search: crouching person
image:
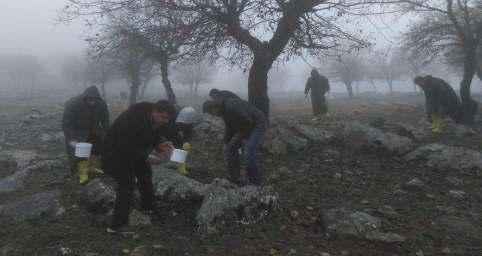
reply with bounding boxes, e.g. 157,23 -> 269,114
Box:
203,98 -> 267,186
101,100 -> 175,233
414,75 -> 461,133
62,85 -> 109,184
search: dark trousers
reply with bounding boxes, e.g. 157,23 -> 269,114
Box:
225,124 -> 267,186
106,158 -> 156,228
311,93 -> 327,116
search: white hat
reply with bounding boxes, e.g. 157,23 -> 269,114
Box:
176,107 -> 200,124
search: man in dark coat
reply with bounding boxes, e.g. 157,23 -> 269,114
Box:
414,75 -> 461,133
102,100 -> 176,233
305,69 -> 330,119
62,85 -> 109,184
203,98 -> 267,186
209,88 -> 241,102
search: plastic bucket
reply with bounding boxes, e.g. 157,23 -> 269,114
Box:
75,143 -> 92,158
170,149 -> 188,163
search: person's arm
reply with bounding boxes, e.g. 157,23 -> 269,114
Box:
101,101 -> 110,132
304,78 -> 311,96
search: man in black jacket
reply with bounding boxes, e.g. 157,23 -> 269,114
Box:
203,98 -> 267,186
414,75 -> 461,133
305,69 -> 330,119
102,100 -> 175,233
209,88 -> 241,102
62,86 -> 109,184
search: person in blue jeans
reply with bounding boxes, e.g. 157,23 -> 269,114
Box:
203,98 -> 267,186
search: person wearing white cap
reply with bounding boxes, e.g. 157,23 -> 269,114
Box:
165,106 -> 201,175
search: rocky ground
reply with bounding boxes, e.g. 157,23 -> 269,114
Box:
1,95 -> 482,256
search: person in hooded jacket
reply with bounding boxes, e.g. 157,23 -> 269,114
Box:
305,69 -> 330,119
102,100 -> 176,233
163,106 -> 200,175
203,98 -> 267,186
62,85 -> 109,184
209,88 -> 241,102
414,75 -> 462,133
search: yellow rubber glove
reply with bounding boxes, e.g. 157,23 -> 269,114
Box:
431,114 -> 444,133
88,156 -> 104,174
78,160 -> 90,184
182,142 -> 191,151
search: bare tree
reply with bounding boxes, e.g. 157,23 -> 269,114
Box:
0,54 -> 45,96
173,60 -> 217,96
84,56 -> 119,99
370,48 -> 408,97
62,0 -> 376,115
399,0 -> 482,124
326,53 -> 365,98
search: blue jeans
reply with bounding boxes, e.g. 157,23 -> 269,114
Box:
225,123 -> 267,186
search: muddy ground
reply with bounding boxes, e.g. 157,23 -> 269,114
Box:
1,94 -> 481,256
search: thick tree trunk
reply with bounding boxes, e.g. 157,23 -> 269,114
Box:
128,65 -> 141,106
345,82 -> 354,98
459,45 -> 479,125
159,58 -> 176,104
100,81 -> 107,100
248,55 -> 273,115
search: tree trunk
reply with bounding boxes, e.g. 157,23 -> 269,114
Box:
355,81 -> 360,95
100,81 -> 107,100
369,79 -> 378,92
140,75 -> 152,100
345,82 -> 354,98
248,55 -> 273,115
159,58 -> 176,104
128,65 -> 141,106
194,82 -> 200,97
459,44 -> 479,125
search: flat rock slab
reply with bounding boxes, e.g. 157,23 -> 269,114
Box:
323,208 -> 405,243
405,143 -> 482,171
153,164 -> 207,201
0,190 -> 65,222
196,179 -> 279,235
340,122 -> 414,155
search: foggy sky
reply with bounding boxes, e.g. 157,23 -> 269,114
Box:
0,0 -> 85,58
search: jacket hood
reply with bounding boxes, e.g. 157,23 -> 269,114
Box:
83,86 -> 102,99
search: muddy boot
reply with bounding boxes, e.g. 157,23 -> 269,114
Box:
77,160 -> 90,184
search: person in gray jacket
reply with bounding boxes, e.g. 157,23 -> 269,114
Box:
305,69 -> 330,118
62,86 -> 109,183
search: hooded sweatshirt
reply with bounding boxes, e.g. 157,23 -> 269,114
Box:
62,86 -> 109,142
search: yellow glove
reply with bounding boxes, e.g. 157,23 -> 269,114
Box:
182,142 -> 191,151
88,156 -> 104,174
78,160 -> 90,184
177,163 -> 188,175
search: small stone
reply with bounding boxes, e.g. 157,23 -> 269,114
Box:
130,246 -> 148,256
280,225 -> 287,231
449,190 -> 466,199
415,250 -> 424,256
361,200 -> 369,204
425,194 -> 435,199
377,205 -> 398,217
288,249 -> 297,255
341,251 -> 349,256
269,173 -> 280,180
59,247 -> 72,255
306,206 -> 314,211
132,234 -> 141,240
290,210 -> 300,219
122,249 -> 130,254
442,247 -> 451,254
320,252 -> 330,256
152,245 -> 164,250
393,189 -> 406,195
270,248 -> 279,256
405,178 -> 425,188
446,177 -> 463,186
279,167 -> 290,174
333,173 -> 342,179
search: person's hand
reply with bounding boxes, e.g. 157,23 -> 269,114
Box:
148,154 -> 163,165
182,142 -> 191,151
159,141 -> 174,153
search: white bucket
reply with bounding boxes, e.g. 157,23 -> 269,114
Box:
170,149 -> 188,163
75,142 -> 92,158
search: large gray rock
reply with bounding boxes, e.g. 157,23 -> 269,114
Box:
0,190 -> 65,221
290,124 -> 334,143
405,143 -> 482,171
78,178 -> 116,214
196,179 -> 279,235
0,160 -> 60,194
323,208 -> 405,243
340,122 -> 414,155
195,116 -> 224,141
153,164 -> 207,201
